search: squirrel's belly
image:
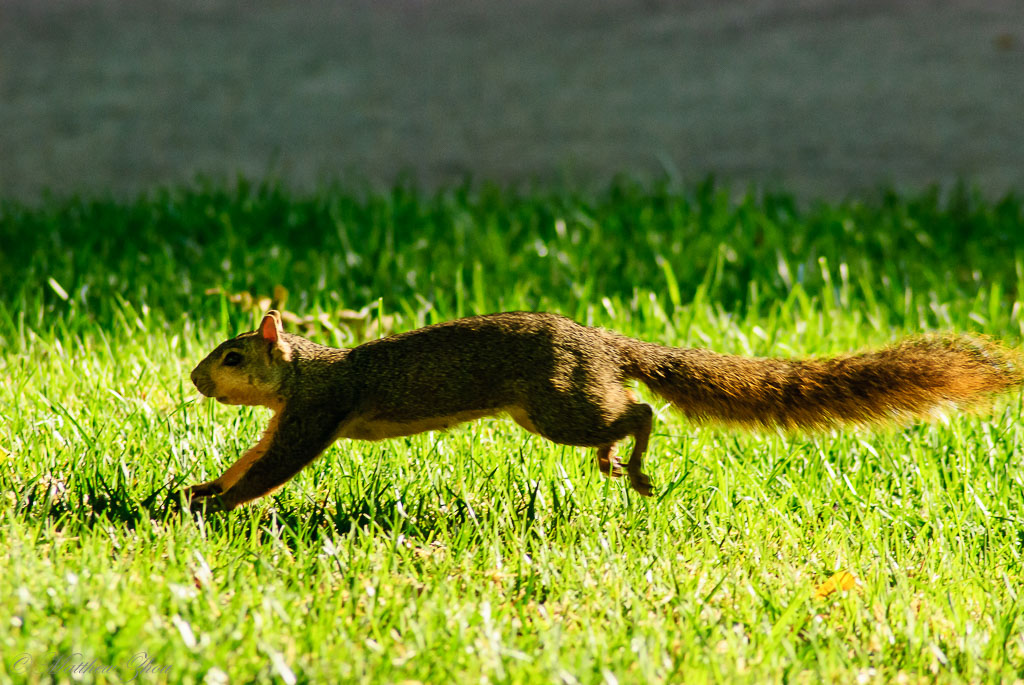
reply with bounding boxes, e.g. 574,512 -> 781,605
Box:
335,408 -> 500,441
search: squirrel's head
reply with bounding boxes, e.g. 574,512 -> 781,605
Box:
190,310 -> 293,410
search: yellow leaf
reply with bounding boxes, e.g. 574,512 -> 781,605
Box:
814,570 -> 858,600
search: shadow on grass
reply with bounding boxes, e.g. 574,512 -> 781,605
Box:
9,466 -> 587,555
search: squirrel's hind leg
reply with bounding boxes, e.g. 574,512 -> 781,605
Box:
621,403 -> 654,496
525,394 -> 655,496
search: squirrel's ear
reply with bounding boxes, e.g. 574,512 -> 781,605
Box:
260,310 -> 284,342
259,310 -> 292,362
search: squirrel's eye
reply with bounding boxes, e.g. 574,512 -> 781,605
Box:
222,351 -> 243,367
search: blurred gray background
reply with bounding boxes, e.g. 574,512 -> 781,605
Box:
2,0 -> 1022,201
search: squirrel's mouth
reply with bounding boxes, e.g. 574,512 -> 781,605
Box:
192,377 -> 217,398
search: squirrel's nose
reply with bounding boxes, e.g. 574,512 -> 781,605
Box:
191,369 -> 215,397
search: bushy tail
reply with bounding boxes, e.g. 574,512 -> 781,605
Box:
618,335 -> 1023,431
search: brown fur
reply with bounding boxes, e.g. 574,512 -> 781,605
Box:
185,310 -> 1022,511
619,335 -> 1022,430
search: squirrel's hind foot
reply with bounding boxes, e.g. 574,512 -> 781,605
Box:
628,471 -> 655,497
596,445 -> 625,478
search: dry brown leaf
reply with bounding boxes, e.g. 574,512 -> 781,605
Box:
204,288 -> 395,341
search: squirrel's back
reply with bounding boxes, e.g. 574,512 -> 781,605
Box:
342,312 -> 624,416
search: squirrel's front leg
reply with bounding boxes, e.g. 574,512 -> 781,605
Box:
187,406 -> 340,512
186,413 -> 282,508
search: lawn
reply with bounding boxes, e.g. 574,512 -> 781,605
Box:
2,180 -> 1024,683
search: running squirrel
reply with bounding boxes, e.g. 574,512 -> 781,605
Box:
184,310 -> 1022,511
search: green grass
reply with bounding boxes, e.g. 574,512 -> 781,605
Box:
2,180 -> 1024,683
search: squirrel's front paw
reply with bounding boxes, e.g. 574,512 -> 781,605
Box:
186,481 -> 223,499
183,482 -> 226,513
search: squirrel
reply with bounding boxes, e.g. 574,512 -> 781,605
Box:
184,309 -> 1022,511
